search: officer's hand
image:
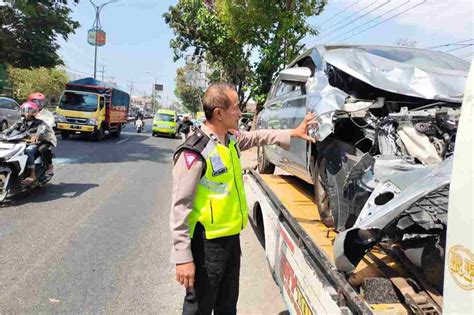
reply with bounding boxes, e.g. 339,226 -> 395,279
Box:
290,112 -> 318,143
176,261 -> 195,291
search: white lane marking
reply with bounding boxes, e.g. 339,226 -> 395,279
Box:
116,138 -> 129,145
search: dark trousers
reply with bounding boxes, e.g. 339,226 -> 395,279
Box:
182,223 -> 241,315
38,143 -> 53,166
25,145 -> 39,169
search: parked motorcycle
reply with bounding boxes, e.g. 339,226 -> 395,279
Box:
0,130 -> 53,202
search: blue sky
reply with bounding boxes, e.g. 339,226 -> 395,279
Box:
59,0 -> 473,105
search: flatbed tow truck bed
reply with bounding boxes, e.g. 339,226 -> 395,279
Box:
243,169 -> 443,314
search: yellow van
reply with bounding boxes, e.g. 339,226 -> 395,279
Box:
152,109 -> 177,137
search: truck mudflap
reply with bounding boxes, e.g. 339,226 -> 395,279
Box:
244,169 -> 372,314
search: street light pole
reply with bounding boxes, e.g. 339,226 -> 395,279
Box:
90,0 -> 118,80
145,72 -> 159,112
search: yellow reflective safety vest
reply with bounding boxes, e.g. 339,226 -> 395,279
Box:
174,131 -> 248,239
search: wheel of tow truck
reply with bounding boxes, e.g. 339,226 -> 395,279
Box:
60,131 -> 70,140
257,146 -> 275,174
0,120 -> 8,132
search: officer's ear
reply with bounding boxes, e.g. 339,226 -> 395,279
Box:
213,107 -> 224,121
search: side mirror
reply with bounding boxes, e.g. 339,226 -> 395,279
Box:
99,97 -> 105,109
279,67 -> 312,85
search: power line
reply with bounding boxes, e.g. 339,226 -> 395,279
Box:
327,0 -> 411,43
334,0 -> 427,44
62,66 -> 93,77
318,0 -> 391,42
424,39 -> 474,49
444,44 -> 474,53
315,0 -> 379,39
458,51 -> 474,58
313,0 -> 360,29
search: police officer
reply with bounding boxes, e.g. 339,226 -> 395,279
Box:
170,83 -> 317,314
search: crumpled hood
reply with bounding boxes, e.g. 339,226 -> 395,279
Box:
323,48 -> 468,103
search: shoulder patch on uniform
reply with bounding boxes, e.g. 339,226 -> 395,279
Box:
184,151 -> 199,170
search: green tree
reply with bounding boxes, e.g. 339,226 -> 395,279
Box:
0,0 -> 80,68
164,1 -> 251,107
174,64 -> 204,114
164,0 -> 326,111
8,66 -> 69,106
219,0 -> 325,107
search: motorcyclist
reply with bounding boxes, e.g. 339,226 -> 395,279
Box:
26,92 -> 56,176
180,115 -> 194,140
27,92 -> 47,110
2,102 -> 55,185
135,113 -> 145,130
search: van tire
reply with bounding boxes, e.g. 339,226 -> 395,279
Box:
257,146 -> 275,174
313,139 -> 364,231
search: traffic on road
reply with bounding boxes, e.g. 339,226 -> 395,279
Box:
1,1 -> 473,314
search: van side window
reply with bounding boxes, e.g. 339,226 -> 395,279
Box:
274,79 -> 292,97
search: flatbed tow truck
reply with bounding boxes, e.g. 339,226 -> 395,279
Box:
243,64 -> 474,314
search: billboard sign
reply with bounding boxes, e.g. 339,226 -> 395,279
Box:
87,29 -> 106,46
154,84 -> 164,91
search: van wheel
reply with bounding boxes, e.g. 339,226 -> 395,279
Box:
312,139 -> 365,231
0,120 -> 7,132
257,146 -> 275,174
61,131 -> 70,140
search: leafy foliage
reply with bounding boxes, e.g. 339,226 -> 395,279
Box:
174,63 -> 204,114
0,0 -> 80,68
8,66 -> 69,106
164,0 -> 251,107
164,0 -> 326,111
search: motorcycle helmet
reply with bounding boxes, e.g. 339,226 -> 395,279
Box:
20,101 -> 40,117
27,92 -> 47,110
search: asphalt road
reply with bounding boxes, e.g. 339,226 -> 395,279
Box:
0,122 -> 287,314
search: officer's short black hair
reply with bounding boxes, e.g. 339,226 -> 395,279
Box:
202,83 -> 236,121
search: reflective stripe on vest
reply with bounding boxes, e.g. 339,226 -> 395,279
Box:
189,137 -> 248,239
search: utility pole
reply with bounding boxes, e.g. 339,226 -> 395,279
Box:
127,80 -> 134,96
145,72 -> 159,112
89,0 -> 118,79
98,64 -> 106,81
